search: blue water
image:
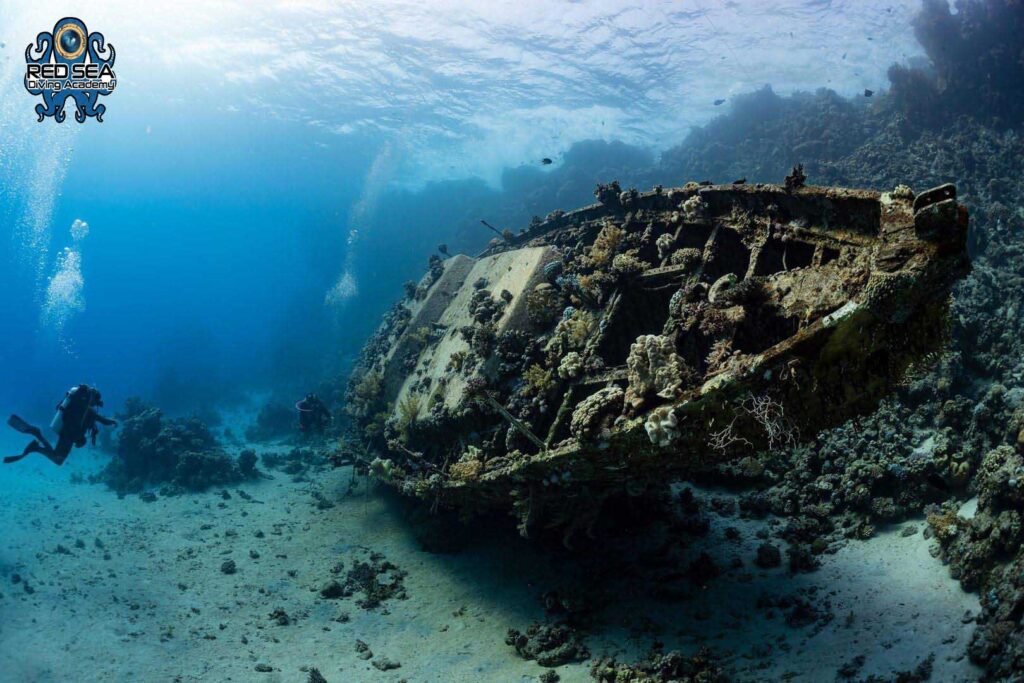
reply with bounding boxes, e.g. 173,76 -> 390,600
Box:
0,0 -> 924,419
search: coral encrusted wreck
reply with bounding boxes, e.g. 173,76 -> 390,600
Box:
347,178 -> 969,533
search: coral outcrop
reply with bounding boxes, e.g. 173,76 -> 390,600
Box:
570,387 -> 624,443
94,399 -> 257,495
624,335 -> 687,410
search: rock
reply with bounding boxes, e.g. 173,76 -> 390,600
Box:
220,559 -> 237,575
506,622 -> 589,667
371,658 -> 401,671
254,664 -> 273,672
755,543 -> 782,568
268,608 -> 290,626
319,581 -> 345,599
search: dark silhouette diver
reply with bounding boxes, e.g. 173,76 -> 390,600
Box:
5,384 -> 117,466
296,393 -> 331,434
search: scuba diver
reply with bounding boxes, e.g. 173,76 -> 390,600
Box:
5,384 -> 117,466
295,393 -> 331,434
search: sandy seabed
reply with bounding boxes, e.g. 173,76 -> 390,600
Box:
0,431 -> 981,683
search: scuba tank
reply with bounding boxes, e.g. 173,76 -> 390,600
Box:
50,385 -> 91,435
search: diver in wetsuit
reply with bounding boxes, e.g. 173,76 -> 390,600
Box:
296,393 -> 331,434
5,385 -> 117,466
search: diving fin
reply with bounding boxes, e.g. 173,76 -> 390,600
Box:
7,414 -> 36,435
7,414 -> 48,443
3,440 -> 41,464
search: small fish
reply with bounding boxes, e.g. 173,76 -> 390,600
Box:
842,53 -> 847,60
714,99 -> 725,106
733,178 -> 747,185
541,158 -> 552,165
864,89 -> 874,97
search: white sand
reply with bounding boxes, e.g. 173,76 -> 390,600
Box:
0,431 -> 981,683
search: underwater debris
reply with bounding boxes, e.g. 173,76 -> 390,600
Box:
349,178 -> 969,535
330,550 -> 408,610
261,447 -> 327,480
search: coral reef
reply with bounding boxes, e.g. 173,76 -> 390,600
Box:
244,399 -> 295,442
94,400 -> 256,495
925,444 -> 1024,679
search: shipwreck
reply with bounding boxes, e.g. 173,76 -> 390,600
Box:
346,173 -> 970,536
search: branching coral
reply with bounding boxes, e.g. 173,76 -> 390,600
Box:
522,364 -> 556,397
395,393 -> 423,442
708,414 -> 751,453
546,309 -> 595,359
577,272 -> 615,303
705,339 -> 734,375
347,369 -> 383,418
584,222 -> 624,269
741,392 -> 796,450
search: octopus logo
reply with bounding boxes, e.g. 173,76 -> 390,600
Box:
24,17 -> 116,123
